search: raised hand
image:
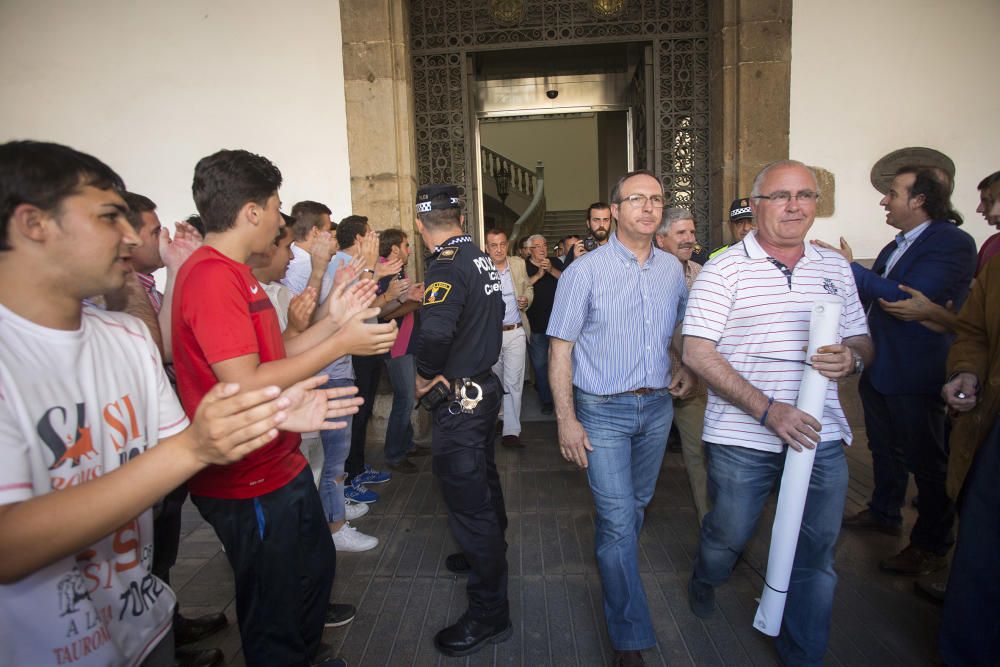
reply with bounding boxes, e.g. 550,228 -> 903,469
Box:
287,287 -> 317,334
325,279 -> 378,330
332,257 -> 365,291
189,383 -> 291,465
385,277 -> 409,301
309,230 -> 335,275
160,221 -> 203,272
278,375 -> 364,432
406,282 -> 425,302
375,256 -> 404,280
335,309 -> 398,356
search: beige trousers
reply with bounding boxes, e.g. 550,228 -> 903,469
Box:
673,392 -> 710,522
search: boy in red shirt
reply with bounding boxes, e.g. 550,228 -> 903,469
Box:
172,149 -> 396,666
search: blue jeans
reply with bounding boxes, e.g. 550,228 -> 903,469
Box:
319,377 -> 354,523
574,388 -> 673,651
941,417 -> 1000,666
694,440 -> 847,666
383,354 -> 416,464
528,333 -> 552,406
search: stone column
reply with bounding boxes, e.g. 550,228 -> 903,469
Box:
340,0 -> 429,449
708,0 -> 792,248
340,0 -> 418,240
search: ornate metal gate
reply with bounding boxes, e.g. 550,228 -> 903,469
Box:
410,0 -> 710,237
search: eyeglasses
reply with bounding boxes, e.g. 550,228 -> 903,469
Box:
620,193 -> 667,208
752,191 -> 820,205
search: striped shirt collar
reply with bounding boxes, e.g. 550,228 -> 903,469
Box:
741,229 -> 821,262
607,231 -> 660,267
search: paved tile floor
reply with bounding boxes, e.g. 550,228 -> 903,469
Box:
173,380 -> 943,666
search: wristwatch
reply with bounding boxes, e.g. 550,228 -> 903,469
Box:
851,349 -> 864,376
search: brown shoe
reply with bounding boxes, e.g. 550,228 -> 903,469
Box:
501,435 -> 524,449
879,544 -> 948,576
842,509 -> 903,536
612,650 -> 646,667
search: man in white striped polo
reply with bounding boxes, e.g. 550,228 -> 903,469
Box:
548,169 -> 693,667
682,160 -> 873,665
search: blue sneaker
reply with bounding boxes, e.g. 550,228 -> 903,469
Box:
344,480 -> 378,504
354,464 -> 391,485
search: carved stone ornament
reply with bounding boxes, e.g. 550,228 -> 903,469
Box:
592,0 -> 627,19
488,0 -> 525,26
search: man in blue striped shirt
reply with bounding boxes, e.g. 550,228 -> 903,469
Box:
548,169 -> 692,667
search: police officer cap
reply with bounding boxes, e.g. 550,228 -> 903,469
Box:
416,184 -> 462,213
729,197 -> 753,222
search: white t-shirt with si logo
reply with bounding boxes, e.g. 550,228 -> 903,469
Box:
0,304 -> 189,666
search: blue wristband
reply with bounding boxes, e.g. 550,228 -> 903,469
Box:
759,396 -> 774,426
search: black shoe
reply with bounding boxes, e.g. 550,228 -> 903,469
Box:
501,435 -> 524,449
842,509 -> 904,537
174,612 -> 228,646
385,458 -> 419,474
433,613 -> 512,657
324,602 -> 357,627
913,578 -> 947,605
445,552 -> 471,574
175,647 -> 224,667
688,577 -> 715,618
612,650 -> 646,667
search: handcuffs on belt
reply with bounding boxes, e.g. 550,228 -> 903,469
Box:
449,378 -> 484,415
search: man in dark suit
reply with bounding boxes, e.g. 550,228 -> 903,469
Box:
815,167 -> 976,575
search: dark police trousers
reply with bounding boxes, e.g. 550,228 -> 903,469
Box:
432,374 -> 509,622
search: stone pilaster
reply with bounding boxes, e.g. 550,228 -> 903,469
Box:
708,0 -> 792,247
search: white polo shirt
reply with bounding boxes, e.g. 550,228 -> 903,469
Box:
683,231 -> 868,453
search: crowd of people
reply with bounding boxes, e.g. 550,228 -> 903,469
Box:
0,137 -> 998,667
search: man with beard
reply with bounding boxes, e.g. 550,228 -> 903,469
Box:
654,207 -> 710,522
563,202 -> 612,266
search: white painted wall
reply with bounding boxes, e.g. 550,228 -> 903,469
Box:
0,0 -> 352,229
790,0 -> 1000,259
480,115 -> 600,211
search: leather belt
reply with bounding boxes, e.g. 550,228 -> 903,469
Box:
502,322 -> 523,331
624,387 -> 658,396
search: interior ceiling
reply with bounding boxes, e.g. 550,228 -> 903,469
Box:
474,42 -> 642,80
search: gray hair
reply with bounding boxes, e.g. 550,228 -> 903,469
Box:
656,206 -> 694,237
750,160 -> 818,198
526,233 -> 546,246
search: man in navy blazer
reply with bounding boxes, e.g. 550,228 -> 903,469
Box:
815,167 -> 976,576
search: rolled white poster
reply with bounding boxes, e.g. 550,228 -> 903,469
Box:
753,297 -> 843,636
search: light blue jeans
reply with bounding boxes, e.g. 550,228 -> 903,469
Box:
319,377 -> 354,524
693,439 -> 847,666
574,388 -> 673,651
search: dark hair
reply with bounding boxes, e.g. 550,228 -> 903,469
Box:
609,169 -> 659,204
898,166 -> 963,225
586,201 -> 612,219
0,140 -> 125,251
289,200 -> 332,241
978,171 -> 1000,191
378,228 -> 407,257
336,215 -> 369,249
191,149 -> 282,234
485,228 -> 508,241
184,213 -> 205,236
121,191 -> 157,232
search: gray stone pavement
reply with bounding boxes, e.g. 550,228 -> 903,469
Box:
172,379 -> 942,666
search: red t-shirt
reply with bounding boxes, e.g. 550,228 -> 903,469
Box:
172,246 -> 305,499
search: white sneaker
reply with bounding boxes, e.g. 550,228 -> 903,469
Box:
344,500 -> 370,521
332,523 -> 378,552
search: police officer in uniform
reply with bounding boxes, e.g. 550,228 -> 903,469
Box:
413,184 -> 511,656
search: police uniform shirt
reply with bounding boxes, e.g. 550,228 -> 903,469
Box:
416,234 -> 503,380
